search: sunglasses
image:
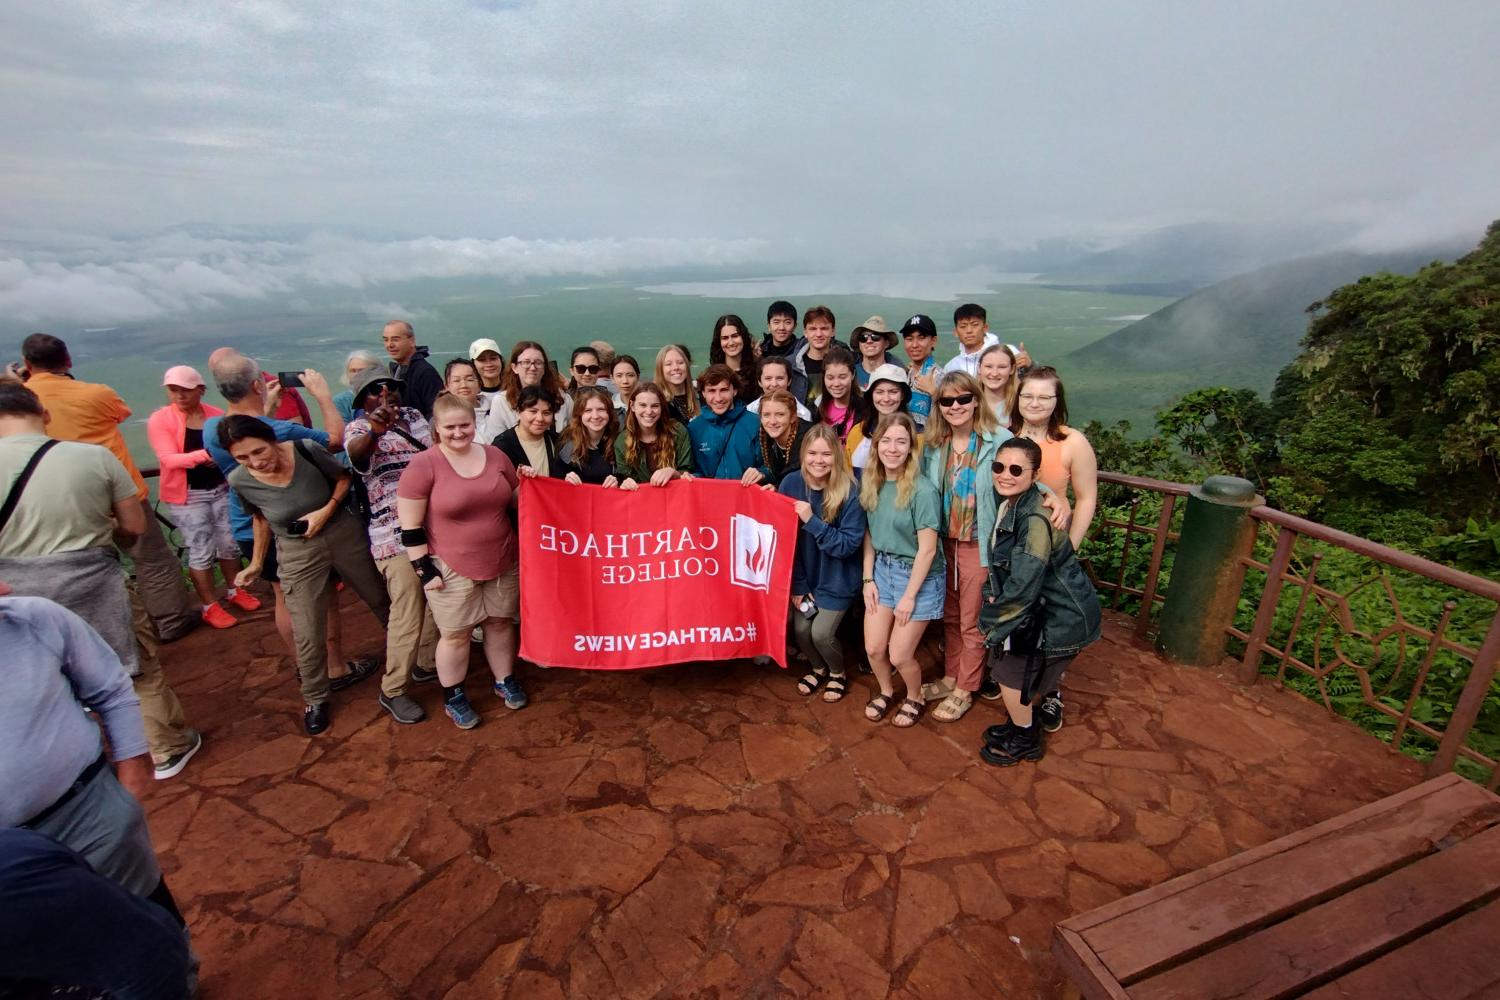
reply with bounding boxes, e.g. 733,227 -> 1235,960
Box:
936,393 -> 976,408
572,364 -> 601,375
856,332 -> 887,344
992,461 -> 1031,476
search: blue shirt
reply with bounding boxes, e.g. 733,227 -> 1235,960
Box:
907,357 -> 940,429
778,471 -> 868,611
204,414 -> 329,541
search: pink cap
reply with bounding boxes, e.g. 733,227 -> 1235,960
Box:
162,365 -> 205,389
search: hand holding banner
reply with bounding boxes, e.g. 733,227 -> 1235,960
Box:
517,477 -> 797,669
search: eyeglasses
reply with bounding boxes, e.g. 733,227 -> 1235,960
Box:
1019,393 -> 1056,403
856,332 -> 887,344
515,359 -> 545,368
936,393 -> 976,408
991,461 -> 1030,476
572,364 -> 601,375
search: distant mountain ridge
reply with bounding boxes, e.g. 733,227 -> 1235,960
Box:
1066,243 -> 1464,384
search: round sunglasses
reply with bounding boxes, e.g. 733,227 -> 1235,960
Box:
991,461 -> 1032,476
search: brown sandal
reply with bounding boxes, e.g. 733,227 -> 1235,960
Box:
865,693 -> 894,722
891,698 -> 925,728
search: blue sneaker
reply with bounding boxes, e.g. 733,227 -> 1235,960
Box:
494,676 -> 528,710
444,691 -> 480,730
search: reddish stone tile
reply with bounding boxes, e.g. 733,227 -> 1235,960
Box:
566,746 -> 648,800
851,812 -> 911,854
891,868 -> 959,966
568,852 -> 721,1000
1066,870 -> 1124,914
950,922 -> 1054,999
1032,778 -> 1119,839
648,763 -> 734,811
326,790 -> 430,862
948,861 -> 1014,922
355,855 -> 508,988
682,951 -> 758,998
486,804 -> 673,894
448,747 -> 593,827
845,726 -> 971,805
829,903 -> 889,967
679,812 -> 793,874
403,804 -> 473,870
790,756 -> 864,814
197,920 -> 340,998
171,797 -> 298,896
296,856 -> 422,938
248,782 -> 347,836
1069,841 -> 1173,889
905,780 -> 1035,863
146,789 -> 202,847
526,895 -> 597,969
1169,818 -> 1229,871
695,738 -> 751,787
197,732 -> 315,788
302,747 -> 392,800
440,940 -> 527,999
902,933 -> 1006,998
741,722 -> 831,783
645,717 -> 709,763
728,904 -> 802,975
787,916 -> 891,998
751,855 -> 862,909
1080,748 -> 1183,772
1134,807 -> 1187,847
991,840 -> 1070,900
1160,699 -> 1308,764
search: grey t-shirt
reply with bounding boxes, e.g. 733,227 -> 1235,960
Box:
228,441 -> 346,538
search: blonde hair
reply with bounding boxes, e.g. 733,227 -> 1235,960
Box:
431,391 -> 476,424
653,344 -> 699,420
622,382 -> 681,473
798,423 -> 853,523
925,370 -> 998,447
978,343 -> 1019,420
860,413 -> 922,512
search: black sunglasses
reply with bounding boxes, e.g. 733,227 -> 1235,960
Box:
936,393 -> 976,408
572,364 -> 601,375
992,461 -> 1031,476
856,332 -> 887,344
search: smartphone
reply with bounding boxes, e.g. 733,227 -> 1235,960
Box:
276,371 -> 306,389
286,518 -> 310,536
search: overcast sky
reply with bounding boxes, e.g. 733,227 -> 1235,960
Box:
2,0 -> 1498,322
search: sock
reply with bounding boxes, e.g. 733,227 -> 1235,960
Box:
443,683 -> 464,701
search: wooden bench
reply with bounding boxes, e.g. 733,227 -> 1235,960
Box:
1053,773 -> 1500,999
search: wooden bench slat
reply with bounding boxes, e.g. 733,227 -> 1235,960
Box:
1079,777 -> 1500,983
1128,823 -> 1500,1000
1299,899 -> 1500,1000
1051,927 -> 1132,1000
1060,775 -> 1472,935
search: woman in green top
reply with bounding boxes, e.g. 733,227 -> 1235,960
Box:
614,382 -> 694,490
858,413 -> 944,728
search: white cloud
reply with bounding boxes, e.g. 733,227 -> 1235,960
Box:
0,229 -> 770,324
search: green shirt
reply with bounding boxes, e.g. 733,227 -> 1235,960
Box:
867,478 -> 945,571
228,441 -> 347,538
613,424 -> 693,482
0,434 -> 138,557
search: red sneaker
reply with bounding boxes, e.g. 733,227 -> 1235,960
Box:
202,603 -> 238,630
226,589 -> 262,612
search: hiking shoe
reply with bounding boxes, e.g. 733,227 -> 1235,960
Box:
379,694 -> 426,725
978,676 -> 1003,701
226,589 -> 262,612
410,665 -> 438,684
444,692 -> 480,730
494,676 -> 528,710
983,720 -> 1019,745
980,724 -> 1045,767
1038,694 -> 1064,734
304,702 -> 331,736
154,729 -> 203,780
201,603 -> 237,630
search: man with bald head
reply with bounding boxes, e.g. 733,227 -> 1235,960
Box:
382,321 -> 443,419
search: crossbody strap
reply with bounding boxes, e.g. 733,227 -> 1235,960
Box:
0,439 -> 61,536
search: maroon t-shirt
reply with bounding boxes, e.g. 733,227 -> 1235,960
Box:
397,445 -> 518,581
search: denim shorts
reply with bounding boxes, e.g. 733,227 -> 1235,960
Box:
873,552 -> 945,621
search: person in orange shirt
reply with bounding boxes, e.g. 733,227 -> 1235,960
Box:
20,334 -> 198,642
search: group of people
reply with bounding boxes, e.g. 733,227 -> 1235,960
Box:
0,303 -> 1106,995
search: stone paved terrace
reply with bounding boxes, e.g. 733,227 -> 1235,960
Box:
146,595 -> 1424,999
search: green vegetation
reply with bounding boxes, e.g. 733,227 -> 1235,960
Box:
1080,222 -> 1500,783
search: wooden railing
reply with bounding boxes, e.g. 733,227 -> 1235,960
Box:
1086,472 -> 1500,789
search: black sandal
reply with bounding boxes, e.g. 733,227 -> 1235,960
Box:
822,674 -> 848,703
797,669 -> 827,696
330,657 -> 378,692
865,693 -> 894,722
892,698 -> 925,728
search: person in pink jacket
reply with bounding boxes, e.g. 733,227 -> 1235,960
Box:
147,365 -> 260,629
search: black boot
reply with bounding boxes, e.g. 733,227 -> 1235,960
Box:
980,722 -> 1044,767
983,720 -> 1019,745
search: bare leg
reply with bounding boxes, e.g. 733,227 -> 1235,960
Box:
434,633 -> 471,687
863,606 -> 897,698
1001,685 -> 1033,727
187,567 -> 218,605
888,619 -> 930,702
217,557 -> 244,594
480,618 -> 517,682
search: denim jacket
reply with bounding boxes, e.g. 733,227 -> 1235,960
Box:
978,484 -> 1102,657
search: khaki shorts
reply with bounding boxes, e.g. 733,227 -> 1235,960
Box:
424,556 -> 519,634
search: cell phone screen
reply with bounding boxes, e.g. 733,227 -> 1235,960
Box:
276,371 -> 305,389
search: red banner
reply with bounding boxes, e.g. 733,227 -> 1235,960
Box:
517,477 -> 796,669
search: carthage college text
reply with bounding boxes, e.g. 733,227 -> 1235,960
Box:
533,524 -> 722,584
